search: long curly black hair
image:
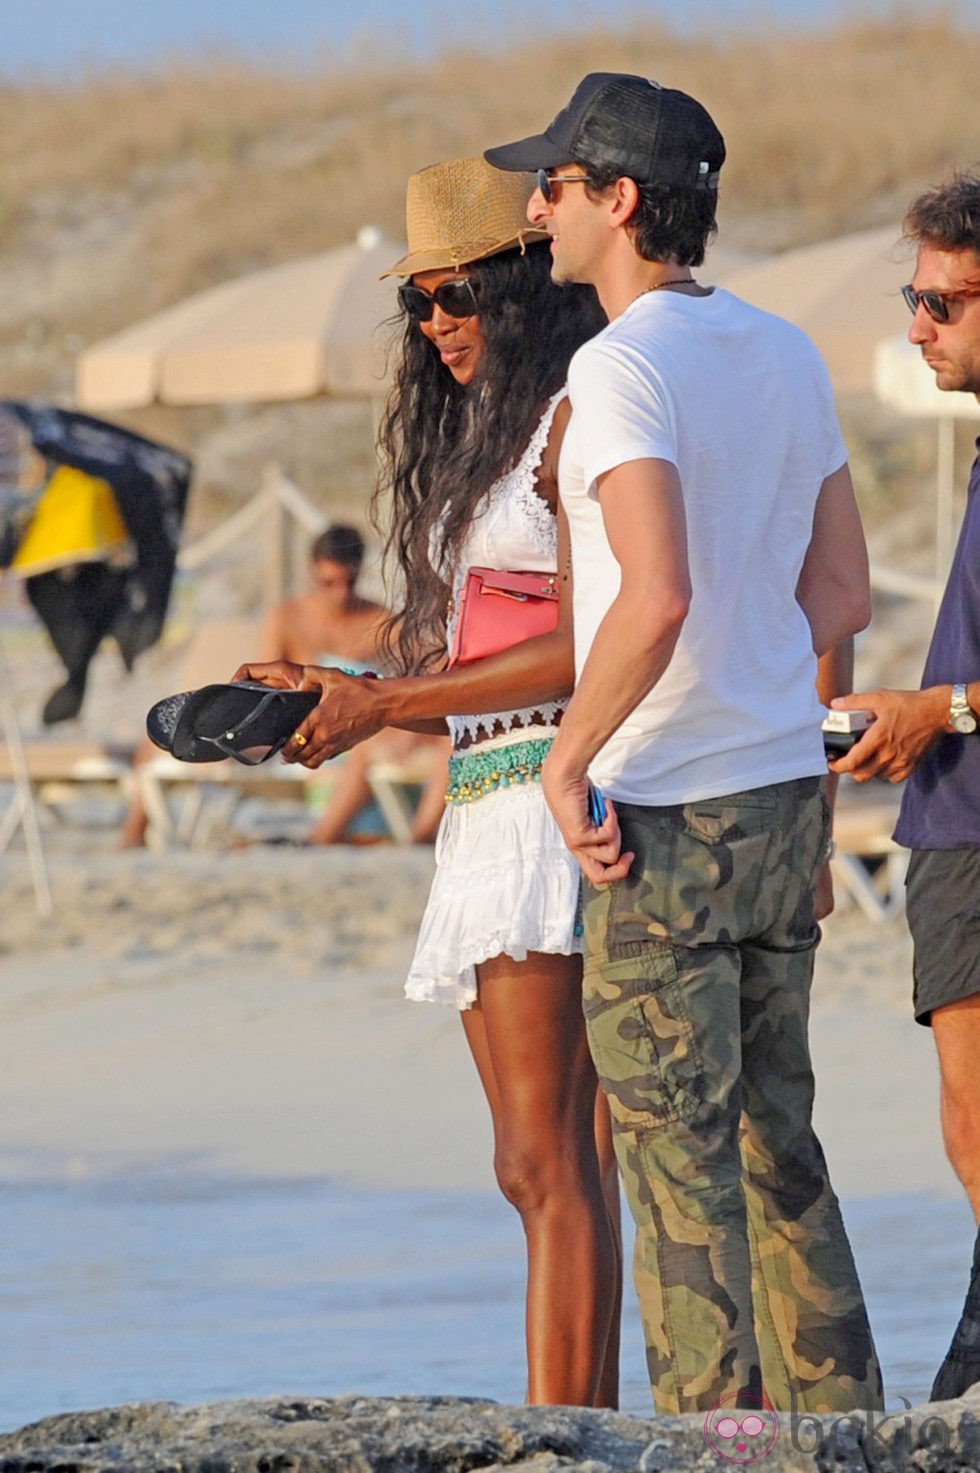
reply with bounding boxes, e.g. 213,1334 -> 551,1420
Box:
372,240 -> 606,674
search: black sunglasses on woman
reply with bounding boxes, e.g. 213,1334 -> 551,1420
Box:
398,279 -> 481,322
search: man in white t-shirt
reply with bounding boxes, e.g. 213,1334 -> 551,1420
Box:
486,74 -> 882,1417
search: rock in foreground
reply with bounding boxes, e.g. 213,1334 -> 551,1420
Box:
1,1392 -> 979,1472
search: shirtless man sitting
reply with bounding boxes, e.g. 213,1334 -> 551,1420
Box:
258,524 -> 386,670
264,524 -> 446,845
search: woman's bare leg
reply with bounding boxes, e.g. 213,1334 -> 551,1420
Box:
593,1085 -> 622,1409
461,951 -> 619,1406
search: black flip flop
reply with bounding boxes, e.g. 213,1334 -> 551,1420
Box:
147,682 -> 320,765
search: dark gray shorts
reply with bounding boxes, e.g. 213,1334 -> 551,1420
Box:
906,846 -> 980,1025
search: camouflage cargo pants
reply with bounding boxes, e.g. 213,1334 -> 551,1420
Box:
582,776 -> 882,1416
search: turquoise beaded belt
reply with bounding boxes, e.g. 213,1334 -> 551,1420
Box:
446,736 -> 554,805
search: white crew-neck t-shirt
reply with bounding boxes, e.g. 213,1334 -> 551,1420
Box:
560,286 -> 847,806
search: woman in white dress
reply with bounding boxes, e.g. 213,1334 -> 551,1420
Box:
238,157 -> 620,1407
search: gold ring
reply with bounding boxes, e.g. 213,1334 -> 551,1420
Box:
293,732 -> 308,748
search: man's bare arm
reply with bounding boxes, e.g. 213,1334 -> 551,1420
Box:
542,457 -> 692,884
256,601 -> 288,663
796,463 -> 872,655
813,638 -> 854,919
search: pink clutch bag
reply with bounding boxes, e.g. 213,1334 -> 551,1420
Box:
447,566 -> 560,668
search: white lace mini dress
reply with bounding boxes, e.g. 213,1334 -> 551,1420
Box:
405,392 -> 583,1009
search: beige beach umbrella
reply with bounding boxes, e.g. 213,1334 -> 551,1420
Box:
75,227 -> 404,411
720,226 -> 911,397
74,227 -> 407,622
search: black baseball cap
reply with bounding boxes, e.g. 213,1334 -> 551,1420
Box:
485,72 -> 725,190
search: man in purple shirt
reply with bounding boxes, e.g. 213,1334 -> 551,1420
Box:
834,173 -> 980,1401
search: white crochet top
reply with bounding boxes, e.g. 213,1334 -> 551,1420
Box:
443,391 -> 567,749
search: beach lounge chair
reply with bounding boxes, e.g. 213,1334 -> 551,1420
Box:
0,739 -> 132,853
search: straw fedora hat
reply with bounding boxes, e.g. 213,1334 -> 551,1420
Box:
382,155 -> 549,278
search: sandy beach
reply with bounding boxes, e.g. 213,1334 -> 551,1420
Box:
0,822 -> 957,1203
1,814 -> 975,1431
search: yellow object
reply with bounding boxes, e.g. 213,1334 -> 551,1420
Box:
12,464 -> 131,576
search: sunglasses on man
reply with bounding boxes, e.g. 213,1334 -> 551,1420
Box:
398,279 -> 481,322
536,168 -> 592,203
902,282 -> 980,323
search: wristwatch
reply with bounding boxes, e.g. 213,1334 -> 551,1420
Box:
950,683 -> 978,734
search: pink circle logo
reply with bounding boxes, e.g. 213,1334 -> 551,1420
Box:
703,1395 -> 780,1464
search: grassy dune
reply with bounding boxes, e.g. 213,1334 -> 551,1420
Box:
0,11 -> 975,665
3,13 -> 980,386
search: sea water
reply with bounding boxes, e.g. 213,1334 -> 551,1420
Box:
0,1176 -> 973,1433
